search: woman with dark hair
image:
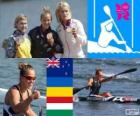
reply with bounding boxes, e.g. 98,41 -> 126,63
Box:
3,63 -> 40,116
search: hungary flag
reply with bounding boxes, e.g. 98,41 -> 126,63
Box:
46,58 -> 73,116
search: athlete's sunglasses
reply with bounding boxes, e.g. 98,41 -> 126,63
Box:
23,76 -> 36,81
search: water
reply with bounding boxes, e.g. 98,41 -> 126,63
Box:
73,59 -> 140,116
0,58 -> 46,115
0,0 -> 87,58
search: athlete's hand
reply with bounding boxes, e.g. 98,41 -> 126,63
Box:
32,90 -> 40,100
72,28 -> 77,38
47,33 -> 54,46
87,78 -> 93,87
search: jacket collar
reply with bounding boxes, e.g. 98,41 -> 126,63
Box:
13,30 -> 26,37
40,25 -> 51,34
62,19 -> 71,30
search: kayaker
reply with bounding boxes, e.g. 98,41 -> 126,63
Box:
55,1 -> 87,58
87,68 -> 115,97
29,6 -> 63,58
3,62 -> 40,116
98,18 -> 126,48
2,14 -> 32,58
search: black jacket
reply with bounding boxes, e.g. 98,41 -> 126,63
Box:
28,26 -> 63,58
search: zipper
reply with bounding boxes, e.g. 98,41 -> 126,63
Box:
64,29 -> 70,57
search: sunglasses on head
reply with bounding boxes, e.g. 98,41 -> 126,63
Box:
23,75 -> 36,81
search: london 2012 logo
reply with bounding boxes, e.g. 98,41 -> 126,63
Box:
88,0 -> 140,58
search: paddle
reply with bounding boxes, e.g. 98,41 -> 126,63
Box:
73,86 -> 88,95
103,68 -> 137,82
74,68 -> 137,94
113,68 -> 137,77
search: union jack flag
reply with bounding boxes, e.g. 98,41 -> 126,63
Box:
46,58 -> 60,68
47,58 -> 73,77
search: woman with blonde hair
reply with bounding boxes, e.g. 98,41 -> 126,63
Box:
3,62 -> 40,115
29,6 -> 63,58
3,14 -> 32,58
55,1 -> 87,58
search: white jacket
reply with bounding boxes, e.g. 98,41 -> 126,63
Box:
56,19 -> 87,58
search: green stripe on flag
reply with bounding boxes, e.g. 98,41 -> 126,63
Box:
47,110 -> 73,116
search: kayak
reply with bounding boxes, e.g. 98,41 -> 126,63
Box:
88,40 -> 126,53
74,95 -> 140,104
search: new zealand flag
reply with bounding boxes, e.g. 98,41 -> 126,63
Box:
46,58 -> 73,87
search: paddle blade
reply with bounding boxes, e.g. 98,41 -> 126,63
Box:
125,45 -> 132,53
115,68 -> 137,76
73,88 -> 82,94
137,99 -> 140,104
73,86 -> 88,94
104,5 -> 111,17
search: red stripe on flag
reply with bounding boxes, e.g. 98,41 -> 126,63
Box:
47,97 -> 73,103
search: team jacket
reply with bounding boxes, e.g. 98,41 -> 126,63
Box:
28,26 -> 63,58
56,19 -> 87,58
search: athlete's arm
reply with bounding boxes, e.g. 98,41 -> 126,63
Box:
101,76 -> 115,83
25,105 -> 36,116
8,88 -> 40,114
8,88 -> 32,113
87,78 -> 94,87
